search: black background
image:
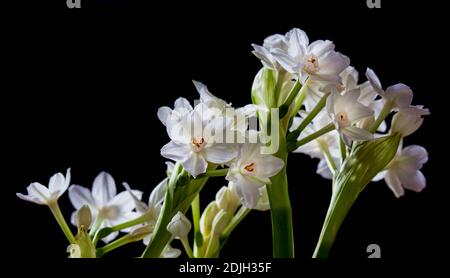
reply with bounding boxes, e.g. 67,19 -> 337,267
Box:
3,0 -> 447,267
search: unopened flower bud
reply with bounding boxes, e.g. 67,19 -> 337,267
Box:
211,209 -> 232,235
76,205 -> 92,230
167,211 -> 191,239
200,202 -> 219,237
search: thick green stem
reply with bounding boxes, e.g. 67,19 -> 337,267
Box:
267,130 -> 294,258
48,201 -> 75,244
141,177 -> 210,258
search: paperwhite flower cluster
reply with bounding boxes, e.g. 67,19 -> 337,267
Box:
16,27 -> 429,258
253,28 -> 429,197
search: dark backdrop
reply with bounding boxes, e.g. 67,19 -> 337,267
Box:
3,0 -> 447,261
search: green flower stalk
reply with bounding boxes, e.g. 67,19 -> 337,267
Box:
313,133 -> 401,258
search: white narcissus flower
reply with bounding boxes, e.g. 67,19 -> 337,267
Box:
226,143 -> 284,209
376,144 -> 428,198
252,33 -> 289,70
161,103 -> 237,178
166,211 -> 192,239
390,106 -> 430,137
366,68 -> 418,112
326,90 -> 374,145
68,172 -> 142,243
17,168 -> 71,205
270,28 -> 350,85
158,97 -> 193,137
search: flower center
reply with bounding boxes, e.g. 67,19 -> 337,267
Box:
191,137 -> 206,152
243,162 -> 255,173
98,206 -> 120,220
336,111 -> 351,127
304,54 -> 319,74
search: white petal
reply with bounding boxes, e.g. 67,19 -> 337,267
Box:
398,170 -> 426,193
286,28 -> 308,57
204,144 -> 237,164
160,141 -> 190,162
316,51 -> 350,78
148,178 -> 168,208
384,171 -> 404,198
308,40 -> 334,57
92,172 -> 117,206
234,174 -> 262,209
108,190 -> 143,213
254,155 -> 284,178
271,48 -> 301,73
372,170 -> 386,182
316,159 -> 333,180
174,97 -> 192,111
391,111 -> 424,137
48,172 -> 66,196
254,186 -> 270,211
385,84 -> 413,108
157,106 -> 172,126
27,182 -> 51,202
401,145 -> 428,167
181,152 -> 208,178
365,68 -> 384,96
68,185 -> 96,210
16,192 -> 46,205
342,126 -> 373,142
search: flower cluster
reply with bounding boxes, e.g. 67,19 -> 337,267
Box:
17,27 -> 429,258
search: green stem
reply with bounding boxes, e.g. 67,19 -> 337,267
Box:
48,201 -> 75,244
313,179 -> 359,258
339,135 -> 347,163
318,140 -> 337,174
141,177 -> 210,258
222,207 -> 251,238
288,79 -> 309,119
96,235 -> 131,257
267,129 -> 294,258
181,237 -> 194,258
369,101 -> 392,133
279,80 -> 302,118
288,92 -> 330,141
196,168 -> 228,178
191,194 -> 201,256
289,123 -> 335,152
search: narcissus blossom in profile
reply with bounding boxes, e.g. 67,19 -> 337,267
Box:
252,33 -> 288,70
326,90 -> 374,145
376,144 -> 428,198
68,172 -> 142,243
226,143 -> 284,209
270,28 -> 350,85
17,168 -> 71,205
391,107 -> 430,137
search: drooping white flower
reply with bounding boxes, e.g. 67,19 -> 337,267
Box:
17,168 -> 71,205
390,106 -> 430,137
226,143 -> 284,209
376,144 -> 428,198
68,172 -> 142,243
365,68 -> 417,112
326,90 -> 374,145
252,33 -> 289,70
161,103 -> 237,177
270,28 -> 350,85
158,97 -> 193,137
167,211 -> 192,239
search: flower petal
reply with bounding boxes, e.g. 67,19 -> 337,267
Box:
365,68 -> 384,96
234,174 -> 262,209
108,190 -> 143,213
204,144 -> 237,164
48,172 -> 67,197
181,152 -> 208,178
160,141 -> 190,162
92,172 -> 117,206
384,171 -> 404,198
342,126 -> 373,142
253,155 -> 284,178
68,185 -> 96,210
